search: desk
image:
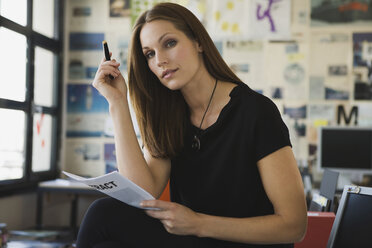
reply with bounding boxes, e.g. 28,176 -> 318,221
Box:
36,179 -> 103,235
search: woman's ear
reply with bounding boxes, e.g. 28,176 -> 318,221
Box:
196,41 -> 203,52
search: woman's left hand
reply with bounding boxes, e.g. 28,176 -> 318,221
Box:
141,200 -> 203,236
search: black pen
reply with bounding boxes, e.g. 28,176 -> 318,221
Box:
102,40 -> 114,79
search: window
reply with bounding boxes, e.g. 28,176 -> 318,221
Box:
0,0 -> 64,194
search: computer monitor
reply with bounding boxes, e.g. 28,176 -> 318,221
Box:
326,185 -> 372,248
317,126 -> 372,175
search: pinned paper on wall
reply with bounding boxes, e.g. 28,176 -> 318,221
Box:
313,120 -> 329,127
307,104 -> 335,144
361,41 -> 372,61
64,138 -> 104,177
291,0 -> 309,40
311,0 -> 372,26
283,104 -> 307,119
309,76 -> 325,100
66,84 -> 110,137
358,103 -> 372,126
69,32 -> 105,51
130,0 -> 207,26
206,0 -> 251,39
265,42 -> 308,100
308,104 -> 335,123
250,0 -> 291,40
353,33 -> 372,100
69,0 -> 107,31
68,52 -> 101,80
282,105 -> 308,160
223,41 -> 265,93
310,32 -> 352,100
32,113 -> 52,172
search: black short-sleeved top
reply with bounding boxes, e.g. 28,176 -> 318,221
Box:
170,82 -> 293,248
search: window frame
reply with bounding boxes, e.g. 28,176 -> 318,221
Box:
0,0 -> 64,195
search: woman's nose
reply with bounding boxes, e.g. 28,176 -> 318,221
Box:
156,53 -> 168,67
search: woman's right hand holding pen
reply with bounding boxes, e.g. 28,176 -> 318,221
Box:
92,52 -> 128,105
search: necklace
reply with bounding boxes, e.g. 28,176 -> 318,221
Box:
191,79 -> 218,151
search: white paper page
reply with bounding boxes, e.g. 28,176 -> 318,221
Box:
63,171 -> 156,209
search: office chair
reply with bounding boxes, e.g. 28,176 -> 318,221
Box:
326,185 -> 372,248
309,169 -> 339,212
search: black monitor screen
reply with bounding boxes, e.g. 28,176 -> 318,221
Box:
332,193 -> 372,247
320,129 -> 372,170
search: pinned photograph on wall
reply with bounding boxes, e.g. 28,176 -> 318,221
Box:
104,143 -> 117,173
110,0 -> 130,17
64,139 -> 104,177
325,69 -> 350,100
66,84 -> 110,137
69,0 -> 106,31
271,87 -> 283,99
328,65 -> 348,76
285,43 -> 299,54
230,63 -> 249,73
362,40 -> 372,60
73,6 -> 91,17
255,89 -> 264,95
309,76 -> 325,100
69,59 -> 85,79
294,120 -> 306,137
76,143 -> 100,161
325,87 -> 349,100
308,104 -> 335,123
311,0 -> 372,26
283,104 -> 307,119
68,60 -> 98,80
353,32 -> 372,100
282,114 -> 308,160
68,52 -> 101,80
69,32 -> 104,51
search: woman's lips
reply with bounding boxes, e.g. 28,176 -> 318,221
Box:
162,69 -> 178,79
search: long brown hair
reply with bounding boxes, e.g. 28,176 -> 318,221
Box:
128,2 -> 241,158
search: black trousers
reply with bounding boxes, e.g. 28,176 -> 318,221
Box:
76,197 -> 293,248
76,197 -> 198,248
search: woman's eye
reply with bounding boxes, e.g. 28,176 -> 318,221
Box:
145,51 -> 155,59
165,40 -> 177,48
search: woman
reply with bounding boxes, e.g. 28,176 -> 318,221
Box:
76,3 -> 307,248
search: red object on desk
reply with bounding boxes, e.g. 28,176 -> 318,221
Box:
295,211 -> 335,248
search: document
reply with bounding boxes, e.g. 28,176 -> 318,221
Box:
63,171 -> 156,209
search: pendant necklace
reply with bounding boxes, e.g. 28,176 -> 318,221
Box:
191,79 -> 218,151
